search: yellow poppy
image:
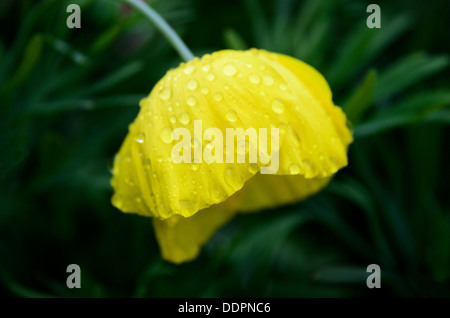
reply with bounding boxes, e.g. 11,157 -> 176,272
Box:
110,49 -> 353,263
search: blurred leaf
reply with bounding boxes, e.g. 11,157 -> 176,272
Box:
244,0 -> 270,49
327,178 -> 394,267
223,28 -> 248,50
313,266 -> 368,284
354,91 -> 450,138
0,34 -> 43,96
27,94 -> 143,115
374,53 -> 449,103
44,35 -> 89,65
342,69 -> 377,123
0,0 -> 58,83
328,15 -> 411,90
352,144 -> 416,267
423,109 -> 450,123
75,60 -> 144,97
307,198 -> 373,260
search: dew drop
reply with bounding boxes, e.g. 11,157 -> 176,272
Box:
187,79 -> 198,90
272,99 -> 285,114
186,96 -> 197,106
169,115 -> 177,124
279,82 -> 288,90
248,163 -> 259,174
302,159 -> 313,169
210,186 -> 224,203
159,87 -> 171,100
201,87 -> 209,94
249,74 -> 261,84
224,167 -> 241,188
202,64 -> 211,72
214,92 -> 223,101
223,64 -> 237,76
226,110 -> 237,122
160,126 -> 173,143
279,123 -> 288,134
136,132 -> 145,143
289,163 -> 301,174
112,193 -> 123,209
184,65 -> 195,75
158,203 -> 166,214
179,200 -> 196,213
179,112 -> 190,125
191,163 -> 199,171
263,74 -> 274,86
144,158 -> 151,169
207,73 -> 215,81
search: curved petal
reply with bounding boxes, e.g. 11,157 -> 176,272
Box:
153,172 -> 331,263
111,49 -> 352,223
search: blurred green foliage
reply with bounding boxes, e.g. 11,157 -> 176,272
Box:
1,0 -> 449,297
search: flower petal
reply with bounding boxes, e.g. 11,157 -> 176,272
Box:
152,172 -> 330,263
111,49 -> 352,222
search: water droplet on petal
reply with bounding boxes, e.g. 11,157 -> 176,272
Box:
201,87 -> 209,94
184,65 -> 195,74
210,185 -> 224,203
202,64 -> 211,72
112,193 -> 123,209
223,64 -> 237,76
160,87 -> 171,100
263,74 -> 274,86
272,99 -> 285,114
179,200 -> 196,213
207,73 -> 215,81
249,74 -> 261,84
191,164 -> 199,171
226,110 -> 237,122
279,82 -> 288,90
169,115 -> 177,124
144,158 -> 151,168
160,127 -> 173,143
179,112 -> 190,125
136,132 -> 145,143
224,167 -> 241,188
279,123 -> 288,134
214,92 -> 223,101
289,163 -> 301,174
187,79 -> 198,90
249,163 -> 259,174
187,96 -> 197,106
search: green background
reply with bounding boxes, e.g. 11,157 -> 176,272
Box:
1,0 -> 449,297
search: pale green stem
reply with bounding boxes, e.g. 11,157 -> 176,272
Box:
122,0 -> 195,62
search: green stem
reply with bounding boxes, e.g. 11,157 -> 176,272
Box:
122,0 -> 195,62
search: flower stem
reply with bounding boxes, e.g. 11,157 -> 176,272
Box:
122,0 -> 195,62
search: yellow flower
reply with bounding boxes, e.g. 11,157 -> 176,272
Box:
110,49 -> 353,264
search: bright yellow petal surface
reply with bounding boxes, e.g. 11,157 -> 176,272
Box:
111,49 -> 353,263
111,49 -> 350,219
